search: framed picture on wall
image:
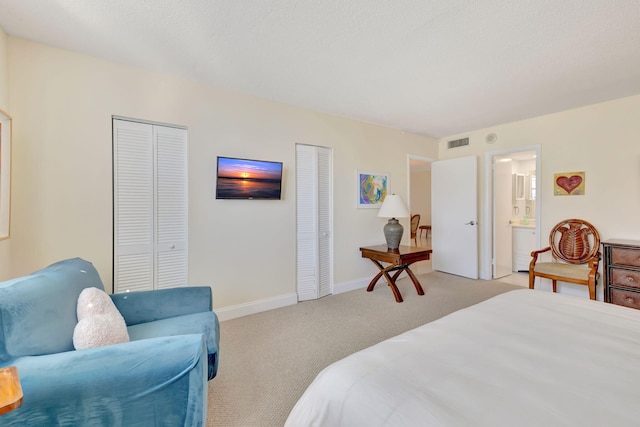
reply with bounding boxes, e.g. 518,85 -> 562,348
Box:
554,172 -> 585,196
0,109 -> 11,240
357,170 -> 388,208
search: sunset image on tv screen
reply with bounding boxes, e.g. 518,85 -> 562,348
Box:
216,157 -> 282,199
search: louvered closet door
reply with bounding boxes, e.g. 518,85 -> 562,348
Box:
296,144 -> 333,301
113,120 -> 155,292
317,147 -> 332,298
113,119 -> 188,293
154,126 -> 188,289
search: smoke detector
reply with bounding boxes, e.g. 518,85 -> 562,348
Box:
485,133 -> 498,144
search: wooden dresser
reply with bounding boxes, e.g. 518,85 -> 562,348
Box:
603,239 -> 640,309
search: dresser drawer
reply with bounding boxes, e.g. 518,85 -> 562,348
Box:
609,287 -> 640,310
610,247 -> 640,268
610,268 -> 640,290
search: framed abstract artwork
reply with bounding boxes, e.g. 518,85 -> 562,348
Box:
0,109 -> 11,240
554,172 -> 585,196
357,170 -> 388,208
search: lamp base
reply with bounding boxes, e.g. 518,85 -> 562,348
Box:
383,218 -> 404,250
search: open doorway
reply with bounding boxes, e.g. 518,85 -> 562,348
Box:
484,146 -> 540,285
408,155 -> 434,275
408,156 -> 432,248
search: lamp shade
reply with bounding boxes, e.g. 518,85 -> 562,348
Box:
377,194 -> 409,219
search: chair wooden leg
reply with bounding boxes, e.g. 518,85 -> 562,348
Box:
588,281 -> 596,300
552,280 -> 557,293
529,271 -> 535,290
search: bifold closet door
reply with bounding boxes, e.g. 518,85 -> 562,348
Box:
296,144 -> 333,301
113,118 -> 188,293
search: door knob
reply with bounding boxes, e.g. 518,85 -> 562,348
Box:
465,221 -> 476,226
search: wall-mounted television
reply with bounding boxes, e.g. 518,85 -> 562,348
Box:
216,156 -> 283,200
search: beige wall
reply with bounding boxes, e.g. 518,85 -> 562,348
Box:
439,94 -> 640,298
5,37 -> 437,310
6,32 -> 638,306
0,27 -> 10,279
0,27 -> 7,109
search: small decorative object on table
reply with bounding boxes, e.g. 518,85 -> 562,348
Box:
0,366 -> 23,415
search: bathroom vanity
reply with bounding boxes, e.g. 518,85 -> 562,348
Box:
512,224 -> 536,272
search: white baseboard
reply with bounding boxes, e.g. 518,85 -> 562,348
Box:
215,277 -> 372,321
333,277 -> 369,294
216,293 -> 298,321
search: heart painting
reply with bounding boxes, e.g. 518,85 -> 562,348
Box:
554,172 -> 585,196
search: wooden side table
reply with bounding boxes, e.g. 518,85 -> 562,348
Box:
360,245 -> 432,302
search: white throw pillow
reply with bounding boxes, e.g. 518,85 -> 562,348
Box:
73,287 -> 130,350
76,286 -> 117,320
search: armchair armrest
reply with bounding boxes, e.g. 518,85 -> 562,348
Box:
5,335 -> 207,426
111,286 -> 213,326
588,251 -> 602,268
529,246 -> 551,270
588,251 -> 602,279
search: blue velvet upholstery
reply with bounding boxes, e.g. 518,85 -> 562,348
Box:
127,311 -> 220,380
110,287 -> 220,380
0,258 -> 105,360
0,258 -> 220,426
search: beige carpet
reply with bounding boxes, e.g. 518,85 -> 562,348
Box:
206,271 -> 520,426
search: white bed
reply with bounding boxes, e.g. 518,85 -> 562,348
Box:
285,289 -> 640,426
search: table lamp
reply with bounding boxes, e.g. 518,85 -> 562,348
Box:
377,194 -> 410,250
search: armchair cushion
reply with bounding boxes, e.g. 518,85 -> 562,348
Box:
533,262 -> 599,282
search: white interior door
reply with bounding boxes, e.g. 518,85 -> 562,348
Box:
113,119 -> 155,292
154,125 -> 188,289
431,156 -> 478,279
493,159 -> 513,278
296,144 -> 333,301
113,118 -> 188,293
316,147 -> 333,298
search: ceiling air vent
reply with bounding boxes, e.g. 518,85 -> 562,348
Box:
447,137 -> 469,149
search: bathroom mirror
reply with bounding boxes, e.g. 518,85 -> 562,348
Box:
513,173 -> 525,201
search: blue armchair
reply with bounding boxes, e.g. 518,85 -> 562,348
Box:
0,258 -> 219,426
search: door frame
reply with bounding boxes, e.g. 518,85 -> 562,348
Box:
482,145 -> 541,280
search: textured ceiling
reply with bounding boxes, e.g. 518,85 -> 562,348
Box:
1,0 -> 639,138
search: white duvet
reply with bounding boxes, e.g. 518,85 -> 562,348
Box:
285,289 -> 640,426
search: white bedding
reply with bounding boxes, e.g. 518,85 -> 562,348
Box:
285,289 -> 640,426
